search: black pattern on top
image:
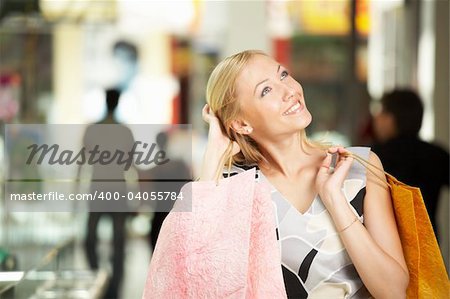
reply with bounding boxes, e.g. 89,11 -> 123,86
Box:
350,187 -> 366,217
298,249 -> 318,283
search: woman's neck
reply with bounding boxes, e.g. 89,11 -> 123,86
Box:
257,133 -> 321,178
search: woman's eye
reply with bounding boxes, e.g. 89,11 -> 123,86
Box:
261,87 -> 271,97
281,70 -> 289,80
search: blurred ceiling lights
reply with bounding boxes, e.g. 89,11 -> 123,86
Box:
116,0 -> 196,34
2,1 -> 199,35
39,0 -> 116,23
39,0 -> 196,33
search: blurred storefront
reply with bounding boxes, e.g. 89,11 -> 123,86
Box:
0,0 -> 448,298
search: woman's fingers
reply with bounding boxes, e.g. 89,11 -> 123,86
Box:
335,148 -> 353,169
327,146 -> 337,153
202,104 -> 211,123
316,147 -> 354,203
322,147 -> 354,176
327,146 -> 348,154
318,152 -> 333,175
328,147 -> 352,162
333,155 -> 354,177
202,103 -> 221,125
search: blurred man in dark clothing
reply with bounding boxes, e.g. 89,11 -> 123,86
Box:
139,131 -> 191,251
372,89 -> 449,238
82,88 -> 134,299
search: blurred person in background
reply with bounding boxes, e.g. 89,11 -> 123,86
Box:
81,88 -> 134,299
112,40 -> 139,92
372,89 -> 449,239
139,131 -> 191,251
108,39 -> 176,125
82,38 -> 177,125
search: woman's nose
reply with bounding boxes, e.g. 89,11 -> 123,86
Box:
282,85 -> 296,102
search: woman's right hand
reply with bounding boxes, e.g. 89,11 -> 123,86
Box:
199,104 -> 240,181
202,104 -> 240,156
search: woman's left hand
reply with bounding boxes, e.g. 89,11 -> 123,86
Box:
315,147 -> 354,208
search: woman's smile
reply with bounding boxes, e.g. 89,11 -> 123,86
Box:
282,100 -> 304,116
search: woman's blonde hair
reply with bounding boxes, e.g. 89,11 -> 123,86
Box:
206,50 -> 328,180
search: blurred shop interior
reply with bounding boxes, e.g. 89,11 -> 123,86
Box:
0,0 -> 448,298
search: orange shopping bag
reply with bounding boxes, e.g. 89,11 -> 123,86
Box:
351,153 -> 449,299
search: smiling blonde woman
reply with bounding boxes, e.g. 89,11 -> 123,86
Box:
142,50 -> 409,299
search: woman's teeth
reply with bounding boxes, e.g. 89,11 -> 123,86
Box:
283,102 -> 301,116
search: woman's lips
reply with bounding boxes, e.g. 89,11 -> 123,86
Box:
282,101 -> 303,116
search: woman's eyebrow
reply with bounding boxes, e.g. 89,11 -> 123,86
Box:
253,65 -> 282,95
254,79 -> 268,95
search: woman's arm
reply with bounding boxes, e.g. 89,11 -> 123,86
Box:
199,104 -> 240,181
317,149 -> 409,299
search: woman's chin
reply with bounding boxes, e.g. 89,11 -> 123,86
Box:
294,110 -> 312,130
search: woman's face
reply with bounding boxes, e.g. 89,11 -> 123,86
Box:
234,54 -> 312,140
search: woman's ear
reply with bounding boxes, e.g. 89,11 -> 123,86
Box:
230,119 -> 253,135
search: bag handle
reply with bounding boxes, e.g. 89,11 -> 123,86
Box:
346,152 -> 397,189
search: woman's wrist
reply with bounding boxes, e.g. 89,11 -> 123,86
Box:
322,192 -> 357,227
319,189 -> 345,208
